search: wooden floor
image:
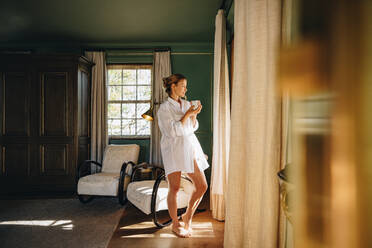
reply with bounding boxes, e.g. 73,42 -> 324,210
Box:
107,194 -> 224,248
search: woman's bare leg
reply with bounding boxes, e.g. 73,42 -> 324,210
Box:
182,160 -> 208,231
167,171 -> 190,237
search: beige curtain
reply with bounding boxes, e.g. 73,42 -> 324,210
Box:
278,0 -> 295,247
150,51 -> 171,166
279,92 -> 291,248
85,51 -> 108,171
224,0 -> 282,247
210,9 -> 230,221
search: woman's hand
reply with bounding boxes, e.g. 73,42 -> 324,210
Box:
186,104 -> 202,117
195,104 -> 202,114
180,104 -> 202,126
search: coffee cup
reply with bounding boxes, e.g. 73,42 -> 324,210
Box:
191,100 -> 200,110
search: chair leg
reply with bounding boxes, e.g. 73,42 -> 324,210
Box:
77,194 -> 94,204
151,174 -> 169,227
118,191 -> 128,206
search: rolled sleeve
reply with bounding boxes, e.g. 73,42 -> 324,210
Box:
186,101 -> 198,133
181,116 -> 200,136
183,118 -> 198,135
172,120 -> 185,136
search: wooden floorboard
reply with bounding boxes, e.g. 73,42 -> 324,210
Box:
107,194 -> 224,248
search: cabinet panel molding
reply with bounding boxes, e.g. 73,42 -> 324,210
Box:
3,72 -> 31,136
41,72 -> 69,136
40,144 -> 68,176
3,144 -> 30,177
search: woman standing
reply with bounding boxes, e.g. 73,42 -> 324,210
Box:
157,73 -> 209,238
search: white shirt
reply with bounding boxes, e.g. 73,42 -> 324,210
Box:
157,97 -> 209,176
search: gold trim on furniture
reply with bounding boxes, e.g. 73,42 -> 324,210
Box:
41,145 -> 45,174
40,74 -> 44,136
2,147 -> 5,175
2,74 -> 5,135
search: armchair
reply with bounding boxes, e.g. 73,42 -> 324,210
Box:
76,144 -> 140,205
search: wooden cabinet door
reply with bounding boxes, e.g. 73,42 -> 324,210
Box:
0,71 -> 32,180
32,68 -> 76,190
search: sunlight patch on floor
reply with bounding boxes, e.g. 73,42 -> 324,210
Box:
121,234 -> 156,238
0,220 -> 74,230
120,221 -> 215,238
119,221 -> 154,230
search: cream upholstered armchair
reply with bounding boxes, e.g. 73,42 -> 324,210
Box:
76,144 -> 140,205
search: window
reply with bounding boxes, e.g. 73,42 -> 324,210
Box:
107,64 -> 152,138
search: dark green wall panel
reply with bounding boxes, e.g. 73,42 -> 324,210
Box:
171,54 -> 213,133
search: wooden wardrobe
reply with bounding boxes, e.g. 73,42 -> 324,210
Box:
0,54 -> 93,195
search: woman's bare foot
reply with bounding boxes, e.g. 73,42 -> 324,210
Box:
171,222 -> 190,238
181,213 -> 193,232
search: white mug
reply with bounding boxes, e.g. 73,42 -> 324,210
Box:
191,100 -> 200,110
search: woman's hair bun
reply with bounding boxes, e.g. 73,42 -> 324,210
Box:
162,76 -> 170,88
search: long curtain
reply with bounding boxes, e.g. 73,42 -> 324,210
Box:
150,51 -> 171,165
210,9 -> 230,221
85,51 -> 108,171
279,92 -> 291,248
279,0 -> 295,247
224,0 -> 282,247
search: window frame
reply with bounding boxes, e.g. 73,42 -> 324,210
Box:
106,64 -> 152,140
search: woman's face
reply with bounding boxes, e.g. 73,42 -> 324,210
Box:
172,79 -> 187,98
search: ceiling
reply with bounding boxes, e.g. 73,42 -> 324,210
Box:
0,0 -> 224,44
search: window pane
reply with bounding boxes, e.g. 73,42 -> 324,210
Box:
137,86 -> 151,100
122,103 -> 135,118
108,103 -> 121,118
123,69 -> 136,85
136,103 -> 150,118
108,86 -> 122,101
138,69 -> 151,85
108,69 -> 122,85
108,119 -> 121,136
122,86 -> 136,100
122,119 -> 136,135
137,119 -> 151,135
107,66 -> 152,137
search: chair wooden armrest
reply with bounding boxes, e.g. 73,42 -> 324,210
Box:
118,161 -> 136,205
76,160 -> 102,183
